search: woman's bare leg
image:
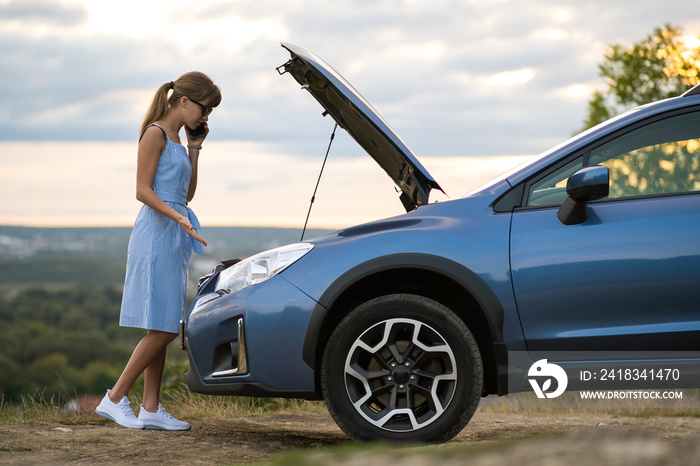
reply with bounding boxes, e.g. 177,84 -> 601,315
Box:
141,346 -> 167,412
109,330 -> 178,404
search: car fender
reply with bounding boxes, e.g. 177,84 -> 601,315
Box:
300,253 -> 508,392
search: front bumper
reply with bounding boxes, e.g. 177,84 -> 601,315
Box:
183,274 -> 322,400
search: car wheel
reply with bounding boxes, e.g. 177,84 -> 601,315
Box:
321,294 -> 483,442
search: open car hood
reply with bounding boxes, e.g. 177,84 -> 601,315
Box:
278,43 -> 444,212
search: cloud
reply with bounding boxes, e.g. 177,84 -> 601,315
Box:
485,68 -> 536,86
0,0 -> 698,160
0,0 -> 86,27
0,140 -> 532,228
3,0 -> 698,227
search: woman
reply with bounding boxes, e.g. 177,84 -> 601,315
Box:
96,72 -> 222,430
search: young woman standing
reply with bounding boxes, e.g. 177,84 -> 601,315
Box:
96,72 -> 222,430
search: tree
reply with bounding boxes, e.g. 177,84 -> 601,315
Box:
583,24 -> 700,130
581,25 -> 700,200
0,286 -> 147,401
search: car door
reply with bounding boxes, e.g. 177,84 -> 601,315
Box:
510,108 -> 700,352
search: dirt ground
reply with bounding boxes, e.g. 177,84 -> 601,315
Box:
1,410 -> 699,465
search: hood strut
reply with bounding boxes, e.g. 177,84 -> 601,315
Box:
301,123 -> 339,241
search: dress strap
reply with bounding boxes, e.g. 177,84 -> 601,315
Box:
138,123 -> 168,143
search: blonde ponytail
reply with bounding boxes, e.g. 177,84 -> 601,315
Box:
139,72 -> 221,135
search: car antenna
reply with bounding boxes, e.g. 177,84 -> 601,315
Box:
301,122 -> 339,241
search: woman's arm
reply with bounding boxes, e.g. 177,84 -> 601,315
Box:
186,147 -> 199,202
136,126 -> 207,247
185,122 -> 208,202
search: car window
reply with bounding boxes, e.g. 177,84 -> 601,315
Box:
526,110 -> 700,207
589,111 -> 700,199
527,157 -> 584,206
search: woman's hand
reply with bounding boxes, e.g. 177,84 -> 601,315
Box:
176,215 -> 207,248
186,122 -> 209,146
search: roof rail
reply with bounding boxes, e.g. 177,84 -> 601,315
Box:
681,83 -> 700,97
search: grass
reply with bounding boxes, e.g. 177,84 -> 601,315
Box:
252,439 -> 534,466
0,386 -> 326,426
163,387 -> 327,420
1,391 -> 68,425
82,436 -> 111,444
2,387 -> 697,426
480,390 -> 700,418
0,446 -> 32,452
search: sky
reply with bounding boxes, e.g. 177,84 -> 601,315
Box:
1,0 -> 699,229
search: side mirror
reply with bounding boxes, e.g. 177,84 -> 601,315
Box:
557,165 -> 609,225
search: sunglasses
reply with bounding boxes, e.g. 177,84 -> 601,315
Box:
186,96 -> 213,117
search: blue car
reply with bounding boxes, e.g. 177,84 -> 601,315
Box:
183,43 -> 700,442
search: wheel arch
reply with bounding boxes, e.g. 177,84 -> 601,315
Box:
302,253 -> 508,396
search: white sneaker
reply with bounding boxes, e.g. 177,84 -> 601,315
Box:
95,391 -> 145,429
138,404 -> 191,431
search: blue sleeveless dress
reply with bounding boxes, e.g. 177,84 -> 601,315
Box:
120,124 -> 204,334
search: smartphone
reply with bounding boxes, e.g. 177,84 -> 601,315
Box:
188,123 -> 207,140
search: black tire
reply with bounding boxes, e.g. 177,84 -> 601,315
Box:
321,294 -> 483,442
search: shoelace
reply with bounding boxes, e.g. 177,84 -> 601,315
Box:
156,405 -> 176,420
117,399 -> 138,418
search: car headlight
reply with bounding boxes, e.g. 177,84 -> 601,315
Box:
215,243 -> 314,293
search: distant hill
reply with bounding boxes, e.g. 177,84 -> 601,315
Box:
0,226 -> 334,286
